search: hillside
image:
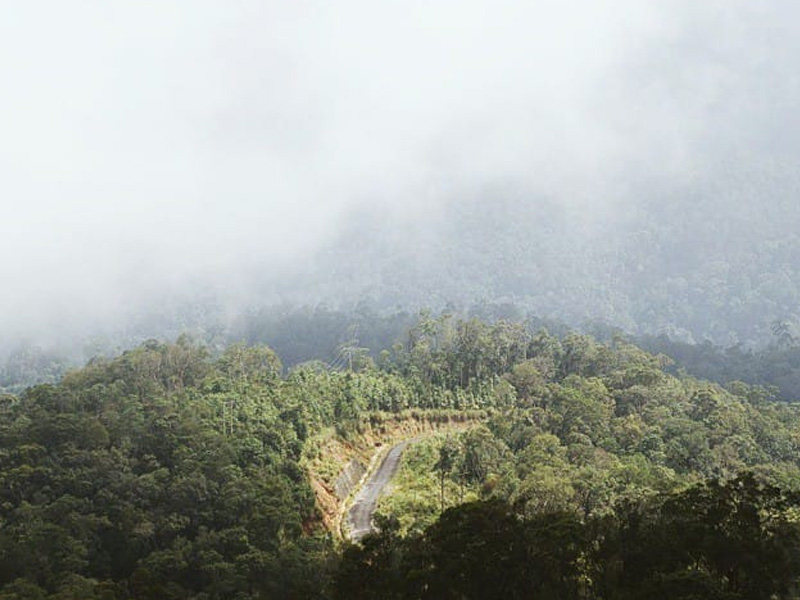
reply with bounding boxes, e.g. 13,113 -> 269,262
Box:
1,319 -> 800,598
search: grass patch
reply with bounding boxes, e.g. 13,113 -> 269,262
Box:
376,433 -> 480,535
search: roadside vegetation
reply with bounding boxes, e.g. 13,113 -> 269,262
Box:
2,315 -> 800,598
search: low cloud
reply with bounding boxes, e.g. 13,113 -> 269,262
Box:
1,1 -> 798,344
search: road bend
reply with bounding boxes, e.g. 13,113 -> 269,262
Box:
346,440 -> 411,541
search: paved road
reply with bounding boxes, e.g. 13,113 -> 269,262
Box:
346,440 -> 410,541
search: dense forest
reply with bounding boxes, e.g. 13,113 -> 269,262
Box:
2,317 -> 800,598
287,175 -> 800,348
7,306 -> 800,400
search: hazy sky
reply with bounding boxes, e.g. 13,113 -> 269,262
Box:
1,1 -> 798,342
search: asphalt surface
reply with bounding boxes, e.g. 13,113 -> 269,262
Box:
346,440 -> 410,541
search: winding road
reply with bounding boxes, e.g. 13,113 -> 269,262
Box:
346,440 -> 411,541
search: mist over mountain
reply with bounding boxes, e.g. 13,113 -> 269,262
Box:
297,158 -> 800,346
3,1 -> 800,353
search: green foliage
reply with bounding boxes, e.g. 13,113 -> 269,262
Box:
0,339 -> 331,599
5,317 -> 800,598
335,478 -> 800,599
378,323 -> 800,536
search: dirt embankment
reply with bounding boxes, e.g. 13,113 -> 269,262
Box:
305,412 -> 481,536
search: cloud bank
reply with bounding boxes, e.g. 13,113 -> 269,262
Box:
1,1 -> 798,343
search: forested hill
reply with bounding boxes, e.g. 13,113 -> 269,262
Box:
8,305 -> 800,401
293,173 -> 800,347
2,320 -> 800,598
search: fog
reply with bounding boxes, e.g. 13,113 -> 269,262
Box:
2,1 -> 799,350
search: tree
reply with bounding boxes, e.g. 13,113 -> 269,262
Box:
420,500 -> 528,600
434,438 -> 459,512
